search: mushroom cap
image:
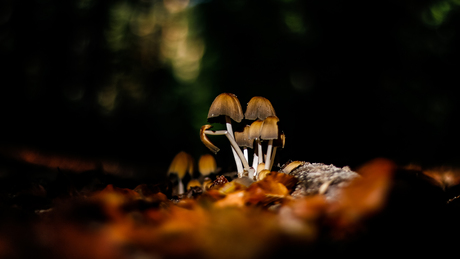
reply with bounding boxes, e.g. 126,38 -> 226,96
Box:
244,96 -> 276,121
260,116 -> 279,140
279,161 -> 305,174
257,163 -> 266,173
207,93 -> 244,123
234,125 -> 253,148
248,120 -> 264,140
257,169 -> 271,181
168,151 -> 194,179
198,154 -> 217,176
200,125 -> 220,154
187,179 -> 202,190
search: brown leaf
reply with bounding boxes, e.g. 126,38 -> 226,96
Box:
214,191 -> 246,208
422,167 -> 460,190
328,158 -> 395,229
264,171 -> 298,192
245,177 -> 289,205
209,175 -> 229,189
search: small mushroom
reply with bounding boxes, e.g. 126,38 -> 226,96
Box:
203,177 -> 213,190
168,151 -> 194,194
280,161 -> 305,174
257,163 -> 266,173
254,163 -> 266,180
207,93 -> 245,174
260,116 -> 279,170
198,154 -> 217,176
187,179 -> 202,190
234,125 -> 253,162
258,169 -> 271,181
245,96 -> 277,170
248,119 -> 265,167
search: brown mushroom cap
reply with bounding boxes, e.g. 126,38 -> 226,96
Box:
168,151 -> 194,179
207,93 -> 244,123
187,179 -> 202,190
260,116 -> 279,140
279,161 -> 305,174
257,169 -> 271,181
234,126 -> 253,148
200,125 -> 220,154
198,154 -> 217,176
248,120 -> 264,140
244,96 -> 276,121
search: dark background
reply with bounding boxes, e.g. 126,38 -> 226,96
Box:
1,0 -> 460,180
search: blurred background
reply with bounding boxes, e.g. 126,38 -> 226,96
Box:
1,0 -> 460,180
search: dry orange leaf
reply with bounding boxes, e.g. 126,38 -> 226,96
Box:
328,158 -> 395,229
214,190 -> 246,208
423,167 -> 460,190
263,171 -> 298,192
218,180 -> 248,195
245,177 -> 289,205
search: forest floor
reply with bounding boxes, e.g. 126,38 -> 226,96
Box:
0,149 -> 460,259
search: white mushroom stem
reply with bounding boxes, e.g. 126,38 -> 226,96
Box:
243,147 -> 248,162
252,151 -> 259,169
225,116 -> 244,175
269,146 -> 278,171
178,178 -> 184,194
247,167 -> 255,179
264,140 -> 274,170
204,129 -> 250,177
257,139 -> 263,164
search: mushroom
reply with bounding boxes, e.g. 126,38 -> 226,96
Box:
248,119 -> 265,167
245,96 -> 277,169
257,163 -> 266,174
167,151 -> 194,195
279,161 -> 305,174
234,125 -> 253,162
260,116 -> 279,170
187,179 -> 202,190
257,169 -> 271,181
198,154 -> 217,176
203,177 -> 213,190
207,93 -> 245,174
253,163 -> 265,181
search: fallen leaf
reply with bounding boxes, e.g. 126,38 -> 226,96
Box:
328,158 -> 395,230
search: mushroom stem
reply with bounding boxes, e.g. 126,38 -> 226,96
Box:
252,151 -> 259,169
243,147 -> 248,162
225,116 -> 244,175
257,139 -> 263,164
269,147 -> 278,171
204,129 -> 250,177
178,178 -> 184,194
265,140 -> 274,170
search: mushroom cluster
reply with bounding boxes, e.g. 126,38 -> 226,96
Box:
167,151 -> 220,195
200,93 -> 285,180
